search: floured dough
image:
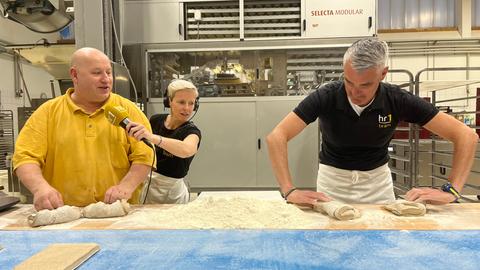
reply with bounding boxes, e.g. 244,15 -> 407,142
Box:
28,205 -> 82,227
82,199 -> 130,218
313,201 -> 361,220
383,200 -> 426,216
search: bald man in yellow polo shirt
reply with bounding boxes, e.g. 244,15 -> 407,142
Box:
13,47 -> 154,211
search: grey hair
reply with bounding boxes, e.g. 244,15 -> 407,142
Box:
167,79 -> 198,99
343,38 -> 389,71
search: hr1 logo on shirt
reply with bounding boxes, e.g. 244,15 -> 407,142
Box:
378,114 -> 392,128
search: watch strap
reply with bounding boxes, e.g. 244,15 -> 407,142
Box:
441,182 -> 460,202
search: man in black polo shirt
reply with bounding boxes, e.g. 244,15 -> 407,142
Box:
267,37 -> 478,206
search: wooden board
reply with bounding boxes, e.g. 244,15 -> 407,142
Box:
14,243 -> 99,270
1,203 -> 480,230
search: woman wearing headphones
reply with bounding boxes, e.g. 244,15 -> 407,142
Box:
126,79 -> 201,204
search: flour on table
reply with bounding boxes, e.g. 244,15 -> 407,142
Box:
127,197 -> 317,229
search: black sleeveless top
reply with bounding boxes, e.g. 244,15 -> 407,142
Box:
150,114 -> 202,178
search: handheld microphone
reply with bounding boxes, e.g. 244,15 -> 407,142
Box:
104,104 -> 153,148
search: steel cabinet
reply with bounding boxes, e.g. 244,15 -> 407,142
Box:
151,96 -> 319,191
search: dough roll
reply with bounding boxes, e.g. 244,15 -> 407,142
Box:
28,205 -> 82,227
383,200 -> 426,216
313,201 -> 361,220
82,199 -> 131,218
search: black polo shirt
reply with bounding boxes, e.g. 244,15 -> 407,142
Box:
293,81 -> 438,171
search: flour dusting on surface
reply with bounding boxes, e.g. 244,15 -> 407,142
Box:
120,197 -> 319,229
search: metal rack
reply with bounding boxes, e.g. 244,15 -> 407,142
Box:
286,48 -> 347,95
386,69 -> 416,196
0,110 -> 17,195
14,107 -> 35,201
385,67 -> 480,200
0,110 -> 14,171
415,67 -> 480,201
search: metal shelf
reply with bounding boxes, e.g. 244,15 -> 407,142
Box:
390,154 -> 411,162
390,168 -> 410,178
0,110 -> 14,170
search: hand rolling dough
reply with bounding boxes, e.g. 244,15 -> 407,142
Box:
82,199 -> 130,218
383,200 -> 426,216
28,205 -> 82,227
313,201 -> 361,220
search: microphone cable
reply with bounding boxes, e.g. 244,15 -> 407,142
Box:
142,141 -> 156,204
140,114 -> 199,204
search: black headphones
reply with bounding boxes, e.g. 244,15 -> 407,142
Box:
163,86 -> 200,111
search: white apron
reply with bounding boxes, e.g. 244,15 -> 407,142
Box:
316,163 -> 395,204
141,172 -> 189,204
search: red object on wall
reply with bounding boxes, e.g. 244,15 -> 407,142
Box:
393,122 -> 431,139
476,88 -> 480,137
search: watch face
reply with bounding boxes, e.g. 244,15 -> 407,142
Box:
441,182 -> 460,200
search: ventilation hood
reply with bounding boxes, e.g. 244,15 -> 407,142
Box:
10,43 -> 75,80
0,0 -> 72,33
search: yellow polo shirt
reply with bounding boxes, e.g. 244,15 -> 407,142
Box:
13,88 -> 155,206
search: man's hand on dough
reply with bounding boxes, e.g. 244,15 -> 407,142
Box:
104,184 -> 133,204
33,184 -> 64,211
286,189 -> 331,206
405,187 -> 456,205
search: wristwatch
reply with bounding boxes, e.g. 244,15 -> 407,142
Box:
441,182 -> 461,202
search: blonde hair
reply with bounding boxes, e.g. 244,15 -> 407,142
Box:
167,79 -> 198,99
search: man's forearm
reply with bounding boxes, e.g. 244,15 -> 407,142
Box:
449,131 -> 479,191
120,163 -> 152,191
15,163 -> 49,194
